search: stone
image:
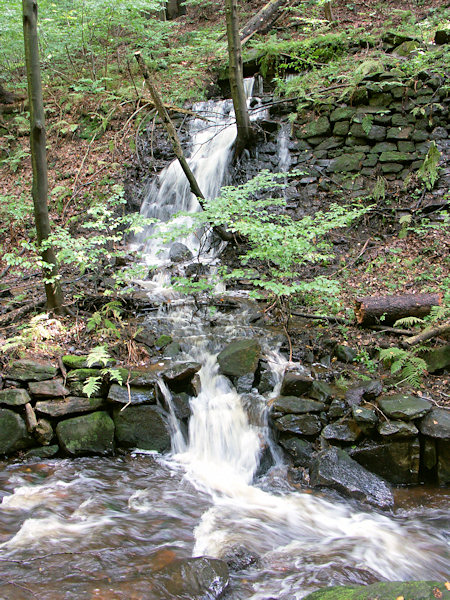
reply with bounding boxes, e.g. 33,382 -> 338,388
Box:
362,379 -> 383,400
256,361 -> 277,395
7,359 -> 58,382
28,379 -> 69,398
386,126 -> 412,140
372,141 -> 396,153
280,370 -> 313,397
113,405 -> 171,451
169,392 -> 191,421
423,438 -> 436,470
163,362 -> 202,384
334,345 -> 357,363
330,108 -> 355,122
419,408 -> 450,439
56,412 -> 114,456
221,545 -> 260,572
0,388 -> 30,406
391,114 -> 409,127
424,344 -> 450,373
36,396 -> 105,417
333,121 -> 349,136
382,31 -> 417,47
151,557 -> 229,600
0,409 -> 33,454
328,399 -> 346,418
397,140 -> 415,152
381,162 -> 403,173
62,355 -> 90,369
310,380 -> 333,403
24,445 -> 59,459
217,339 -> 260,378
235,373 -> 255,393
279,436 -> 315,467
321,421 -> 361,443
169,242 -> 193,263
349,439 -> 420,485
107,384 -> 155,405
378,394 -> 432,420
350,123 -> 386,140
352,406 -> 378,426
156,334 -> 173,349
35,419 -> 54,445
302,580 -> 446,600
24,403 -> 38,431
363,154 -> 378,167
393,40 -> 419,56
298,116 -> 330,138
273,414 -> 322,437
164,341 -> 181,358
272,396 -> 325,414
310,447 -> 393,508
412,129 -> 429,142
378,420 -> 418,438
437,439 -> 450,485
379,150 -> 414,163
315,137 -> 344,151
435,29 -> 450,45
369,93 -> 392,107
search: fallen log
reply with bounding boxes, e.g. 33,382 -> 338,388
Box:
239,0 -> 299,44
404,322 -> 450,347
355,293 -> 442,327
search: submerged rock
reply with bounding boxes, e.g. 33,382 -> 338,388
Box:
151,556 -> 229,600
217,339 -> 260,378
303,580 -> 448,600
310,446 -> 394,508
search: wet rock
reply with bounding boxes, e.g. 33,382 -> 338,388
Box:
24,445 -> 59,459
169,242 -> 193,263
56,411 -> 114,456
272,396 -> 325,414
328,398 -> 346,419
279,436 -> 315,467
7,359 -> 58,382
280,369 -> 313,397
0,409 -> 33,454
298,116 -> 330,138
437,439 -> 450,485
309,380 -> 333,403
235,373 -> 255,393
424,344 -> 450,373
156,335 -> 173,349
0,388 -> 31,406
378,420 -> 418,438
378,394 -> 432,420
164,342 -> 182,358
151,557 -> 229,600
35,419 -> 54,445
362,379 -> 383,401
108,384 -> 156,406
351,406 -> 378,427
334,345 -> 357,363
345,385 -> 365,407
163,362 -> 202,393
217,339 -> 261,378
221,545 -> 260,572
348,439 -> 420,485
422,438 -> 436,470
310,446 -> 394,508
113,405 -> 171,452
273,414 -> 322,437
419,408 -> 450,439
321,421 -> 362,443
62,354 -> 113,369
166,392 -> 191,421
303,580 -> 446,600
36,396 -> 105,417
28,379 -> 69,398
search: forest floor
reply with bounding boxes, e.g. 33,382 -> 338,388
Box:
0,0 -> 448,404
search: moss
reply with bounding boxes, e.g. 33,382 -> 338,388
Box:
303,581 -> 449,600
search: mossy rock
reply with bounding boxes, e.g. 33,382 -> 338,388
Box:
56,411 -> 114,456
303,581 -> 449,600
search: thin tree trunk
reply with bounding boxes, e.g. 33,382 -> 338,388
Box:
225,0 -> 253,157
134,52 -> 232,242
323,1 -> 335,22
22,0 -> 64,313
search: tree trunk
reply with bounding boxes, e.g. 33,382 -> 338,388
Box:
166,0 -> 186,20
239,0 -> 297,44
323,1 -> 335,22
22,0 -> 64,313
0,82 -> 16,104
134,52 -> 233,242
355,293 -> 442,326
225,0 -> 253,157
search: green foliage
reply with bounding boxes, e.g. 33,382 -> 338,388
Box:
417,142 -> 441,190
393,316 -> 424,328
0,313 -> 64,356
379,346 -> 427,388
86,301 -> 124,340
372,176 -> 386,203
83,345 -> 123,398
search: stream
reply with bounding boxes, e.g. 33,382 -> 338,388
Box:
0,78 -> 448,599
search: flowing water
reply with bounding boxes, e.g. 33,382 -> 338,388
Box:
0,82 -> 448,599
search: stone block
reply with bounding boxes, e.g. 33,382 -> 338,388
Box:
330,107 -> 355,122
297,116 -> 330,138
28,379 -> 69,398
7,359 -> 58,382
329,153 -> 364,173
0,388 -> 30,406
378,394 -> 432,420
333,121 -> 350,136
386,126 -> 412,140
381,163 -> 403,173
56,411 -> 114,456
113,405 -> 171,451
379,150 -> 414,163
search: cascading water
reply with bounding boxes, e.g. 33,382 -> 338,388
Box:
0,83 -> 448,600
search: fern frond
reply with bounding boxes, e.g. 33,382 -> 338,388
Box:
86,345 -> 111,367
83,376 -> 102,398
393,316 -> 425,328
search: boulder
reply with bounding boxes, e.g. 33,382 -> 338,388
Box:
113,405 -> 171,452
280,370 -> 313,397
349,439 -> 420,485
321,421 -> 362,443
271,396 -> 325,414
437,439 -> 450,486
169,242 -> 193,263
279,436 -> 315,467
217,339 -> 260,378
163,362 -> 202,384
424,344 -> 450,373
35,419 -> 54,445
221,545 -> 260,572
303,580 -> 447,600
151,557 -> 229,600
107,384 -> 156,406
273,414 -> 322,437
56,411 -> 115,456
0,388 -> 31,406
7,359 -> 57,382
156,334 -> 173,349
378,394 -> 432,420
310,446 -> 394,508
24,445 -> 59,459
419,408 -> 450,439
351,406 -> 378,427
378,420 -> 418,438
28,379 -> 69,398
36,396 -> 105,417
0,409 -> 33,454
298,116 -> 330,138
